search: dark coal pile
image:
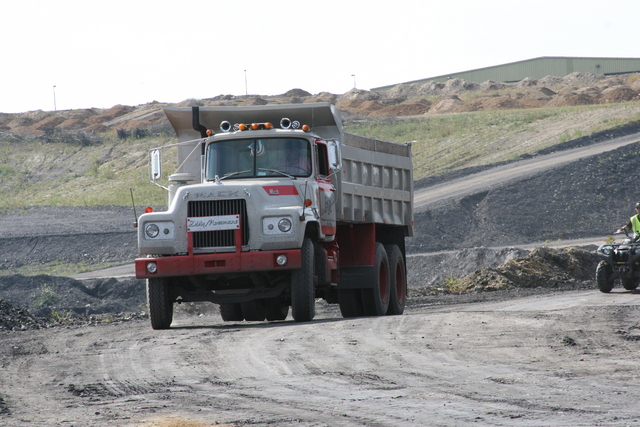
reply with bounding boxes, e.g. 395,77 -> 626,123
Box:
0,275 -> 146,319
0,299 -> 48,331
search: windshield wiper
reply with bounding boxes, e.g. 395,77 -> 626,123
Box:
258,168 -> 296,179
210,169 -> 251,181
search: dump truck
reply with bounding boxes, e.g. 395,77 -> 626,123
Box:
135,103 -> 413,329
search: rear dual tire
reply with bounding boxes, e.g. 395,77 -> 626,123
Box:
340,243 -> 399,317
385,244 -> 407,315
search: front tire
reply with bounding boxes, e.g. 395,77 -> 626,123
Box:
596,261 -> 614,293
291,237 -> 316,322
147,278 -> 173,329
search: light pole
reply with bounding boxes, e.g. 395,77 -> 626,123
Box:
351,74 -> 356,89
244,70 -> 248,95
53,85 -> 57,111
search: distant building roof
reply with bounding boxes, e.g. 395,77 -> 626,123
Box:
373,56 -> 640,91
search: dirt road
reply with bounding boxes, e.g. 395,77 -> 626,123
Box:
414,132 -> 640,211
2,289 -> 640,427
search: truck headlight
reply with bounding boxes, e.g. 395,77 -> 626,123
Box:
278,218 -> 292,233
263,217 -> 294,235
145,224 -> 160,238
143,222 -> 175,240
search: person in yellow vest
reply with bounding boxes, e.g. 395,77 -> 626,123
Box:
616,202 -> 640,239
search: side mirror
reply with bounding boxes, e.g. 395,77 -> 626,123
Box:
150,149 -> 162,181
328,140 -> 342,171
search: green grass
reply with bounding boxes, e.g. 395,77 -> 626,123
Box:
345,103 -> 640,179
2,102 -> 640,207
0,132 -> 174,208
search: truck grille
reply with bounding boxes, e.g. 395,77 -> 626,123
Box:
188,199 -> 249,249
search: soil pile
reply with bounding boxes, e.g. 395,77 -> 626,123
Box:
0,299 -> 48,331
0,275 -> 146,320
452,247 -> 600,293
2,72 -> 640,136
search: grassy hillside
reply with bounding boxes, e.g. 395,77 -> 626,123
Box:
2,102 -> 640,208
346,103 -> 640,178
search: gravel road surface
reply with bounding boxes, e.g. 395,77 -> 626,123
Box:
3,289 -> 640,426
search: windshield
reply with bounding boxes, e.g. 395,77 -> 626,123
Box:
206,137 -> 312,180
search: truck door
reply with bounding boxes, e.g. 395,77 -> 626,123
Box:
315,139 -> 336,236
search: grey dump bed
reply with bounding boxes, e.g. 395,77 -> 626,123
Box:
337,133 -> 413,235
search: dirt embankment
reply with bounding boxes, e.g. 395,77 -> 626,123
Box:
1,72 -> 639,137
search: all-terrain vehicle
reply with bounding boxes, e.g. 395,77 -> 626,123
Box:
596,229 -> 640,293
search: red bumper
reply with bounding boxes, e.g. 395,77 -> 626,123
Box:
135,249 -> 302,279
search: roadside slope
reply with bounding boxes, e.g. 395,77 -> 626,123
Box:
410,137 -> 640,252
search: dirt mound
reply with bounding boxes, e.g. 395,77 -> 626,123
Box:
335,99 -> 386,115
429,95 -> 464,114
538,75 -> 564,87
515,77 -> 539,87
338,88 -> 382,102
547,91 -> 598,107
479,80 -> 509,91
369,102 -> 431,117
32,115 -> 66,131
4,73 -> 640,134
443,78 -> 479,94
601,85 -> 639,103
456,96 -> 524,112
448,247 -> 599,293
0,275 -> 146,318
239,96 -> 268,106
562,71 -> 606,87
0,299 -> 48,331
283,88 -> 312,97
84,105 -> 133,126
304,91 -> 338,104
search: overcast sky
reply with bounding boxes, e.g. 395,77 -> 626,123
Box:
2,0 -> 639,114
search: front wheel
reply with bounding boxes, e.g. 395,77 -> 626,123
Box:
147,278 -> 173,329
596,261 -> 614,293
291,237 -> 316,322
